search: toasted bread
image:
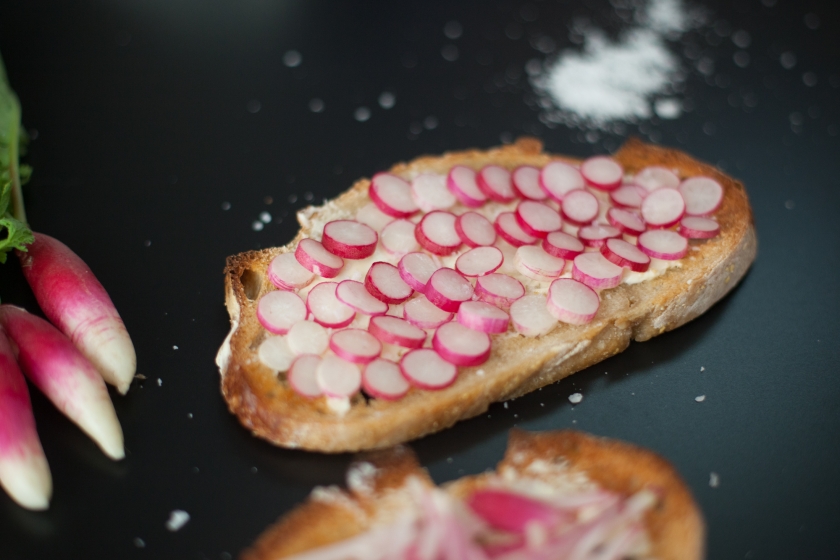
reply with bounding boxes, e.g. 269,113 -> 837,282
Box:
217,138 -> 756,452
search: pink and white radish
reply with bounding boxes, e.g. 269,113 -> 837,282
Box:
369,173 -> 418,218
515,200 -> 562,238
547,278 -> 601,325
336,280 -> 389,316
321,220 -> 378,259
362,359 -> 410,400
17,233 -> 137,395
400,349 -> 458,390
415,211 -> 462,255
601,238 -> 651,272
542,231 -> 585,260
380,219 -> 420,256
475,273 -> 525,309
640,188 -> 685,228
425,268 -> 474,312
560,189 -> 599,225
411,173 -> 456,211
510,294 -> 557,336
365,262 -> 413,304
634,166 -> 680,191
578,224 -> 621,248
679,176 -> 724,216
368,315 -> 426,348
455,246 -> 504,277
580,156 -> 623,191
295,238 -> 344,278
268,252 -> 315,291
316,354 -> 362,397
572,253 -> 624,290
432,322 -> 491,367
329,329 -> 382,364
512,166 -> 548,200
494,212 -> 538,247
286,320 -> 329,356
477,165 -> 516,203
609,184 -> 646,208
539,161 -> 585,202
679,216 -> 720,239
455,212 -> 496,248
447,166 -> 487,207
355,202 -> 394,232
306,282 -> 356,328
258,335 -> 295,372
287,354 -> 323,398
403,296 -> 453,329
515,245 -> 565,281
457,301 -> 509,334
257,291 -> 307,334
467,489 -> 562,533
638,230 -> 689,260
398,252 -> 439,293
607,208 -> 646,236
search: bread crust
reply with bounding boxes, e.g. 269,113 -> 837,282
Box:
217,138 -> 756,452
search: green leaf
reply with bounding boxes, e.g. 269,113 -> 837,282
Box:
0,213 -> 34,263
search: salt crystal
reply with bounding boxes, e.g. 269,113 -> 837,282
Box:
695,395 -> 706,402
157,378 -> 162,387
354,107 -> 371,122
709,472 -> 720,488
309,98 -> 325,113
165,510 -> 190,532
283,50 -> 302,68
260,211 -> 272,224
133,537 -> 146,548
378,92 -> 396,109
568,393 -> 583,404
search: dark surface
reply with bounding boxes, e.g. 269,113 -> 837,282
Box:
0,0 -> 838,558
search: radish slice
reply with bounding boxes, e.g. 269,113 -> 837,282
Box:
268,252 -> 315,291
572,253 -> 624,290
286,320 -> 329,355
679,176 -> 724,216
578,224 -> 621,248
634,166 -> 680,191
257,291 -> 307,334
370,173 -> 418,218
542,231 -> 585,259
425,268 -> 474,312
477,165 -> 516,202
258,335 -> 295,371
287,354 -> 323,398
415,211 -> 462,255
316,354 -> 362,397
609,184 -> 645,208
455,246 -> 503,277
540,161 -> 585,202
510,294 -> 556,336
432,322 -> 491,367
494,212 -> 538,247
640,188 -> 685,228
581,156 -> 623,191
400,349 -> 458,390
547,278 -> 601,325
329,329 -> 382,364
457,301 -> 509,334
515,200 -> 562,238
362,359 -> 410,400
368,316 -> 426,348
638,230 -> 688,260
295,238 -> 344,278
560,189 -> 599,225
601,238 -> 651,272
411,173 -> 456,211
512,166 -> 548,200
447,166 -> 487,207
515,245 -> 565,281
355,202 -> 394,232
306,283 -> 356,328
336,280 -> 389,316
403,297 -> 453,329
380,219 -> 420,256
398,252 -> 439,293
679,216 -> 720,239
607,208 -> 646,236
322,220 -> 378,259
467,489 -> 561,533
365,262 -> 413,304
455,212 -> 496,247
475,274 -> 525,309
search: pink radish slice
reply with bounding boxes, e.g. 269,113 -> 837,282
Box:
287,354 -> 323,398
400,349 -> 458,390
610,184 -> 645,208
362,359 -> 410,400
457,301 -> 509,334
581,156 -> 623,191
515,245 -> 565,280
638,230 -> 688,260
432,322 -> 491,367
547,278 -> 601,325
560,189 -> 599,225
512,166 -> 548,200
679,176 -> 723,216
634,166 -> 680,191
257,291 -> 307,334
329,329 -> 382,364
415,211 -> 462,255
542,231 -> 585,259
365,262 -> 413,304
398,252 -> 439,292
306,283 -> 356,328
578,224 -> 621,248
321,220 -> 378,259
258,336 -> 295,371
336,280 -> 389,316
295,238 -> 344,278
607,207 -> 646,236
403,297 -> 453,329
355,202 -> 394,231
455,212 -> 496,247
380,219 -> 419,256
601,238 -> 651,272
515,200 -> 562,238
539,161 -> 585,202
425,268 -> 474,312
368,315 -> 426,348
477,165 -> 516,202
679,216 -> 720,239
268,252 -> 315,291
455,246 -> 503,277
447,166 -> 487,207
369,173 -> 418,218
467,489 -> 561,534
287,320 -> 329,356
316,354 -> 362,397
411,173 -> 456,211
572,252 -> 624,290
494,212 -> 538,247
640,187 -> 685,228
475,274 -> 525,309
510,294 -> 556,336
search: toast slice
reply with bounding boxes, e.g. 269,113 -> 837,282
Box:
217,138 -> 756,452
241,429 -> 705,560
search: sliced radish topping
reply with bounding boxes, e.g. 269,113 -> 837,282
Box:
368,315 -> 426,348
287,320 -> 329,355
601,238 -> 651,272
634,166 -> 680,191
578,224 -> 621,248
415,211 -> 462,255
467,489 -> 562,533
455,212 -> 496,247
607,208 -> 646,236
609,184 -> 646,208
306,282 -> 356,328
288,355 -> 323,398
475,273 -> 525,309
640,187 -> 685,228
515,245 -> 565,280
403,296 -> 453,329
369,173 -> 418,218
411,173 -> 456,211
477,165 -> 516,202
267,252 -> 315,291
321,220 -> 378,260
515,200 -> 562,238
380,219 -> 420,256
457,301 -> 509,334
542,231 -> 585,259
355,202 -> 394,232
316,354 -> 362,397
447,166 -> 487,207
581,156 -> 623,191
362,359 -> 410,400
364,262 -> 413,304
433,322 -> 491,367
540,161 -> 585,202
425,268 -> 474,312
295,238 -> 344,278
638,230 -> 688,260
512,166 -> 548,200
400,349 -> 458,390
455,246 -> 504,277
560,189 -> 599,225
679,216 -> 720,239
510,294 -> 556,336
257,291 -> 307,334
572,252 -> 624,290
398,252 -> 439,292
258,336 -> 295,372
336,280 -> 389,316
679,176 -> 724,216
547,278 -> 601,325
494,212 -> 537,247
329,329 -> 382,364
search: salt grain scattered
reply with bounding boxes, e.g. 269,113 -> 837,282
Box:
444,21 -> 463,40
378,92 -> 396,109
780,52 -> 797,69
157,378 -> 162,387
309,98 -> 325,113
173,345 -> 179,350
252,220 -> 264,231
654,98 -> 682,119
134,537 -> 146,548
709,472 -> 720,488
354,107 -> 371,122
700,366 -> 705,372
187,413 -> 193,419
695,395 -> 706,402
246,100 -> 261,114
165,510 -> 190,532
221,201 -> 231,211
260,211 -> 272,224
283,50 -> 302,68
568,393 -> 583,404
441,45 -> 459,62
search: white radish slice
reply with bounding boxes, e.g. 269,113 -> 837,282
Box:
540,161 -> 585,202
641,188 -> 686,228
581,156 -> 623,191
609,184 -> 645,208
432,322 -> 491,366
365,262 -> 413,304
477,165 -> 516,202
306,282 -> 356,328
679,176 -> 724,216
355,202 -> 394,232
295,238 -> 344,278
257,291 -> 307,334
287,355 -> 323,398
368,315 -> 426,348
286,320 -> 329,355
601,238 -> 651,272
510,294 -> 557,336
547,278 -> 601,325
336,280 -> 389,316
329,329 -> 382,364
316,354 -> 362,397
474,273 -> 525,309
638,230 -> 688,260
455,212 -> 496,247
512,166 -> 548,200
572,252 -> 624,290
398,252 -> 439,292
494,212 -> 537,247
400,349 -> 458,390
411,173 -> 456,211
515,245 -> 565,281
457,301 -> 509,334
425,268 -> 474,312
634,166 -> 680,191
455,246 -> 504,277
679,216 -> 720,239
403,296 -> 453,329
447,166 -> 487,207
380,219 -> 419,256
515,200 -> 562,238
362,359 -> 410,400
267,252 -> 315,291
258,336 -> 295,372
321,220 -> 378,259
415,211 -> 462,255
369,173 -> 418,217
542,231 -> 585,259
578,224 -> 621,248
560,189 -> 599,225
607,208 -> 646,236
